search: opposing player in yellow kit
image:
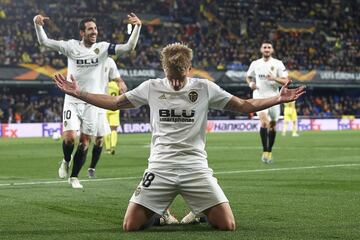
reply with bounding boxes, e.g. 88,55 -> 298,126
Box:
105,67 -> 127,155
87,57 -> 127,178
282,101 -> 299,137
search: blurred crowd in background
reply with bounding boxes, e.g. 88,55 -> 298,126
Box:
0,0 -> 358,71
1,89 -> 359,123
0,0 -> 359,124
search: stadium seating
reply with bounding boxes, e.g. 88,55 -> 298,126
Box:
0,0 -> 358,71
1,90 -> 358,123
0,0 -> 358,123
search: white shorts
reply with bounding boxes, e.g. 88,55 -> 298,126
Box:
62,101 -> 98,136
256,104 -> 280,122
94,111 -> 111,137
129,168 -> 229,215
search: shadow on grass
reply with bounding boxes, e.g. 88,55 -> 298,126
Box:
0,228 -> 119,236
144,224 -> 215,232
1,224 -> 219,236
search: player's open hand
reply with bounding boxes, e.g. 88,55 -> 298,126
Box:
278,80 -> 306,103
54,74 -> 80,97
127,13 -> 142,26
34,15 -> 49,26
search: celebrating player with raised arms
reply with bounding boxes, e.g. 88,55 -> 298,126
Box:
34,13 -> 141,188
54,43 -> 305,231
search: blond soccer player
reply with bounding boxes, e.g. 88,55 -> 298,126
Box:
54,43 -> 305,231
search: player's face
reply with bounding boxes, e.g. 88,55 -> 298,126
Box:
261,43 -> 273,58
81,21 -> 98,45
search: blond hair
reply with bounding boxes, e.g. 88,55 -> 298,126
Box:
160,43 -> 193,80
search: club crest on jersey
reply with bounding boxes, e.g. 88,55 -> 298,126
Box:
271,66 -> 275,71
94,48 -> 100,54
188,90 -> 198,103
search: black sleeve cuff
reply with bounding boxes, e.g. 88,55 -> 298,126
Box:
108,43 -> 116,55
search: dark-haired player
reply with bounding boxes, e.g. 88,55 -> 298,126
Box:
34,13 -> 141,188
246,41 -> 289,163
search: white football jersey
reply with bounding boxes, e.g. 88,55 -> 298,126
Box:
98,57 -> 120,113
125,78 -> 233,169
247,57 -> 288,98
56,39 -> 112,103
105,58 -> 121,85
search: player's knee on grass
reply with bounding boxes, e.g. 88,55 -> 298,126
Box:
208,215 -> 236,231
204,203 -> 236,231
123,203 -> 155,231
123,218 -> 143,231
217,217 -> 236,231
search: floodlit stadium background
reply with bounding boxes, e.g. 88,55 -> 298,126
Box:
0,1 -> 359,239
0,0 -> 359,129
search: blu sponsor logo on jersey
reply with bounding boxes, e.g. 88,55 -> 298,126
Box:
76,58 -> 99,67
159,109 -> 195,123
258,74 -> 267,79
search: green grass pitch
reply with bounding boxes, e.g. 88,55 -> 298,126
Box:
0,131 -> 359,240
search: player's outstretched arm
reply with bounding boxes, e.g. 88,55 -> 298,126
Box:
225,81 -> 305,113
53,74 -> 134,110
115,13 -> 142,54
33,14 -> 65,51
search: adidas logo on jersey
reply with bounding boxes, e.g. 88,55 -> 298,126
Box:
159,94 -> 167,99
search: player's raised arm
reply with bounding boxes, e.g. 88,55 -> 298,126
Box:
33,14 -> 66,52
225,81 -> 305,113
113,13 -> 142,54
54,74 -> 134,110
